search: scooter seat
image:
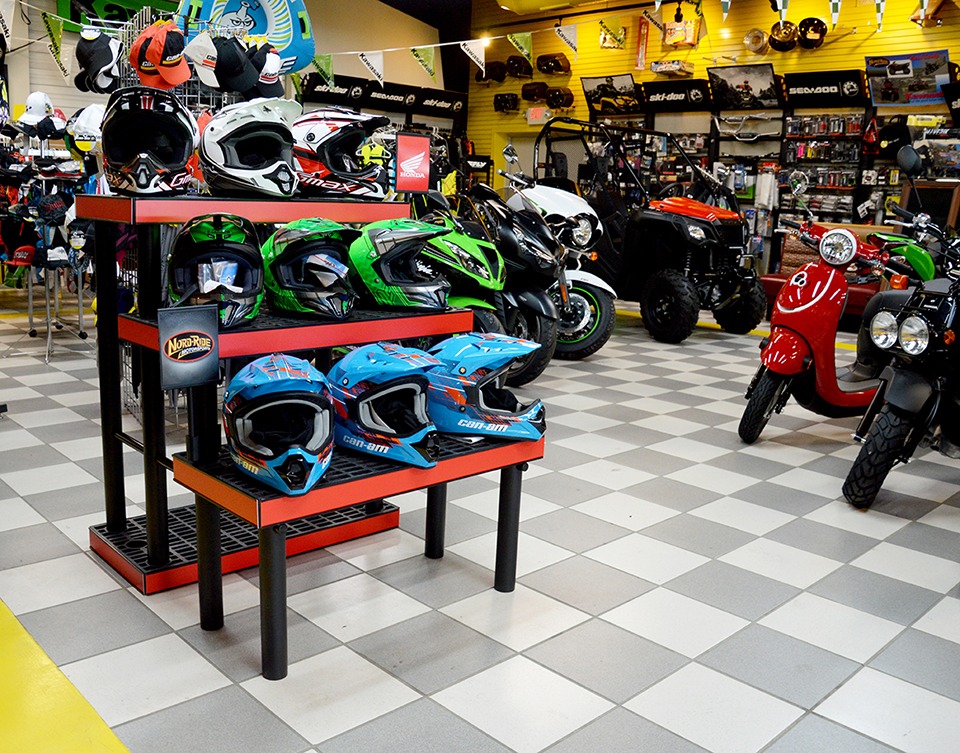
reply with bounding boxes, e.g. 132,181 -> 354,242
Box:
836,364 -> 881,393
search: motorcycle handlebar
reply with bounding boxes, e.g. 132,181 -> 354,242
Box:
889,202 -> 914,221
496,169 -> 534,188
780,219 -> 802,230
885,258 -> 915,276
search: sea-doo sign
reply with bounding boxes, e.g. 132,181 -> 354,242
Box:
302,74 -> 466,119
641,79 -> 712,111
158,304 -> 219,389
784,70 -> 868,107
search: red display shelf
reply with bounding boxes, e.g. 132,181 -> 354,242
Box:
75,195 -> 410,225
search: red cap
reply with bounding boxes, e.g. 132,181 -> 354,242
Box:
146,21 -> 191,89
130,24 -> 161,86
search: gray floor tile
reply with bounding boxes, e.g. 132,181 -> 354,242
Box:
765,519 -> 879,563
667,407 -> 738,428
809,565 -> 941,625
401,504 -> 497,545
627,477 -> 721,512
666,560 -> 800,621
538,443 -> 595,472
18,589 -> 170,664
708,450 -> 796,481
700,624 -> 858,707
590,404 -> 657,424
29,420 -> 104,443
114,685 -> 310,753
240,548 -> 360,595
887,522 -> 960,563
0,444 -> 71,472
527,618 -> 687,703
24,481 -> 110,521
764,713 -> 900,753
734,482 -> 832,516
802,454 -> 862,479
593,422 -> 674,447
0,521 -> 79,568
867,492 -> 939,520
179,606 -> 337,683
523,472 -> 610,507
544,707 -> 710,753
321,698 -> 512,753
686,426 -> 755,452
869,628 -> 960,701
641,514 -> 755,558
904,458 -> 960,484
519,555 -> 654,614
608,447 -> 693,476
521,508 -> 631,553
446,474 -> 500,498
76,457 -> 105,481
370,551 -> 495,609
349,611 -> 512,695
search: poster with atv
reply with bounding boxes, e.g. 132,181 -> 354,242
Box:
706,64 -> 782,110
581,74 -> 645,115
865,50 -> 951,107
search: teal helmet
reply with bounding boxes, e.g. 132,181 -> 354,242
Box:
168,213 -> 264,329
348,218 -> 451,309
262,218 -> 360,319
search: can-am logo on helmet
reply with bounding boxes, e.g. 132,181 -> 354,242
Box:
458,419 -> 508,432
342,435 -> 388,453
400,151 -> 428,179
164,331 -> 214,362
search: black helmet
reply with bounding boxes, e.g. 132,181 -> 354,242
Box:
101,86 -> 198,195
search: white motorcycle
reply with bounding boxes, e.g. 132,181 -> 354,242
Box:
501,145 -> 617,360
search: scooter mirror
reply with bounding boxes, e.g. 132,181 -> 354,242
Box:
788,170 -> 809,196
502,144 -> 519,164
897,145 -> 924,178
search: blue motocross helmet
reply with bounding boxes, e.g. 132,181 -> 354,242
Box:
327,342 -> 441,467
427,333 -> 546,441
222,353 -> 334,495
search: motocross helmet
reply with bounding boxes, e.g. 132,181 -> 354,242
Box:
261,218 -> 360,319
223,353 -> 334,495
168,213 -> 264,329
427,333 -> 546,441
291,107 -> 391,198
101,86 -> 199,195
348,218 -> 451,309
327,342 -> 441,468
199,98 -> 300,197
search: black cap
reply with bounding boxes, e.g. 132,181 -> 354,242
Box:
212,37 -> 258,94
243,43 -> 284,99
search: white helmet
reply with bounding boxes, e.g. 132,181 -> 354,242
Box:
199,98 -> 301,198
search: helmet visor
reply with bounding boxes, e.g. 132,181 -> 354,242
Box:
103,111 -> 193,168
233,393 -> 331,459
220,123 -> 293,170
357,377 -> 431,437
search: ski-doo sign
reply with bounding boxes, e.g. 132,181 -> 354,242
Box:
784,70 -> 869,107
301,74 -> 466,119
942,82 -> 960,127
641,79 -> 712,111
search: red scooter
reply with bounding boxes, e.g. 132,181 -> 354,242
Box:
738,218 -> 908,444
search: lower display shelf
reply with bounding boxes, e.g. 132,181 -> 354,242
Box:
89,500 -> 399,594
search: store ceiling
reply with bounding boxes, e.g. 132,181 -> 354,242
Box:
378,0 -> 472,31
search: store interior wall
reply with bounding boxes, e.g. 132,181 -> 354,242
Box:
468,0 -> 960,184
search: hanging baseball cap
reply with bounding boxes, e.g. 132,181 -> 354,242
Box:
74,28 -> 123,94
184,31 -> 220,88
185,35 -> 257,94
18,91 -> 53,126
37,193 -> 71,227
130,24 -> 161,86
146,21 -> 190,88
243,43 -> 283,99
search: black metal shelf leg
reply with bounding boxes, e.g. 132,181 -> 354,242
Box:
495,463 -> 526,592
260,523 -> 288,681
425,483 -> 448,559
196,497 -> 223,630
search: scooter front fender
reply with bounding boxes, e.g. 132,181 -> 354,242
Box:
760,329 -> 811,376
503,288 -> 560,320
563,269 -> 617,297
883,366 -> 935,414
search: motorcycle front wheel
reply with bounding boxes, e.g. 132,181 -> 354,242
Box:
472,308 -> 506,335
738,370 -> 790,444
554,283 -> 616,360
640,269 -> 700,344
505,309 -> 558,387
842,405 -> 911,509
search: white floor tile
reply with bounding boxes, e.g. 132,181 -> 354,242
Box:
288,573 -> 429,642
689,496 -> 794,536
9,370 -> 77,386
719,538 -> 842,589
767,467 -> 845,499
573,492 -> 679,531
62,634 -> 230,727
852,542 -> 960,593
631,414 -> 708,436
552,433 -> 640,458
883,468 -> 959,503
817,668 -> 960,753
619,397 -> 688,414
543,393 -> 610,412
547,411 -> 625,432
666,464 -> 757,496
696,400 -> 748,418
804,500 -> 911,539
759,592 -> 903,663
452,489 -> 560,522
387,488 -> 427,512
326,528 -> 425,571
913,597 -> 960,646
10,406 -> 86,429
0,428 -> 43,453
434,656 -> 613,753
0,496 -> 45,532
441,584 -> 588,651
561,459 -> 654,490
739,442 -> 823,467
130,574 -> 261,630
585,534 -> 709,584
0,552 -> 120,614
918,505 -> 960,534
603,587 -> 748,657
50,390 -> 101,407
626,663 -> 802,753
0,462 -> 99,496
53,506 -> 144,550
449,531 -> 572,577
242,647 -> 418,744
0,386 -> 41,402
646,437 -> 730,463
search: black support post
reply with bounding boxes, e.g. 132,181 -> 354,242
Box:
494,463 -> 526,593
424,483 -> 448,559
191,382 -> 223,630
260,524 -> 288,681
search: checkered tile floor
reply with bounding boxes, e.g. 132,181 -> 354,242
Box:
3,290 -> 960,753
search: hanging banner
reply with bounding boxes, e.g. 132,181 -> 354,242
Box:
642,9 -> 664,41
555,23 -> 577,59
460,39 -> 485,75
655,0 -> 662,9
358,50 -> 384,88
865,50 -> 950,106
784,70 -> 869,107
41,12 -> 63,61
0,0 -> 14,42
411,46 -> 436,81
311,54 -> 334,87
635,17 -> 648,70
56,0 -> 178,33
830,0 -> 841,27
599,17 -> 626,49
721,0 -> 731,21
507,32 -> 532,64
875,0 -> 885,30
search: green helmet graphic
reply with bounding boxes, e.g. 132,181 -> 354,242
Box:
261,218 -> 360,319
167,213 -> 264,329
347,218 -> 451,309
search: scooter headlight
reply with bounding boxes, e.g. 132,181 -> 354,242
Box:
870,311 -> 899,349
899,315 -> 930,355
571,216 -> 594,248
819,228 -> 857,266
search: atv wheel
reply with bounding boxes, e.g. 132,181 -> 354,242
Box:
505,309 -> 557,387
555,283 -> 616,360
714,278 -> 767,335
640,269 -> 700,344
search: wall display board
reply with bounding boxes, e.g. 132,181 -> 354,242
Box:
865,50 -> 952,107
783,70 -> 870,108
300,73 -> 466,120
640,79 -> 712,112
580,74 -> 644,115
941,82 -> 960,126
707,64 -> 783,110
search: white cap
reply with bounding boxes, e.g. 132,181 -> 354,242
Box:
19,91 -> 54,125
184,32 -> 220,89
69,104 -> 106,151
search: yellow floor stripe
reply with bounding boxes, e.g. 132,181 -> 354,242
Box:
0,599 -> 128,752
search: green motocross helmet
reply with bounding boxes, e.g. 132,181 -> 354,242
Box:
347,218 -> 452,310
262,218 -> 360,319
168,214 -> 264,329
